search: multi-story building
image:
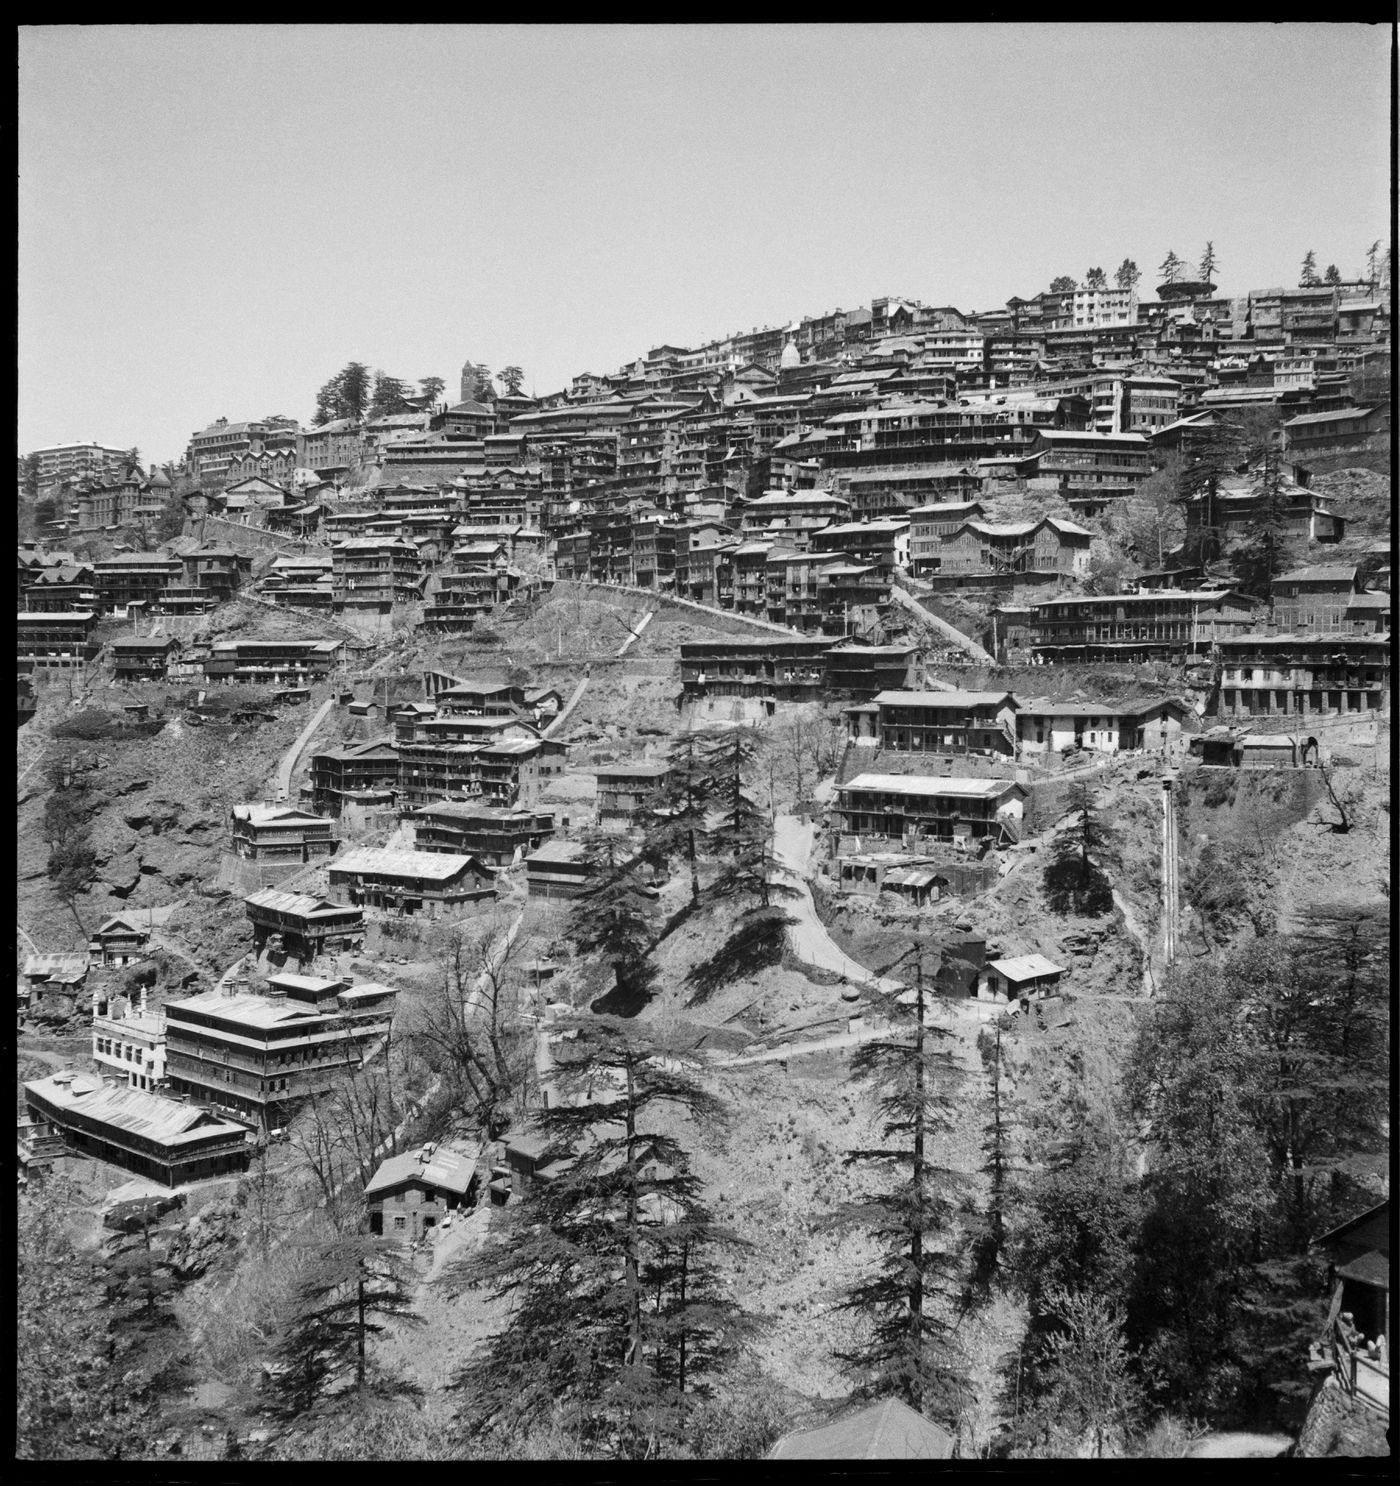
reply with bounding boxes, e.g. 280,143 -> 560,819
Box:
20,562 -> 98,612
203,638 -> 346,686
185,416 -> 299,491
809,518 -> 910,578
29,442 -> 130,489
862,690 -> 1019,756
260,553 -> 334,608
16,610 -> 100,672
331,538 -> 425,615
595,761 -> 671,828
1013,699 -> 1191,756
679,637 -> 832,703
308,739 -> 401,817
396,737 -> 568,809
836,774 -> 1028,847
92,553 -> 183,611
1270,565 -> 1362,632
92,1000 -> 166,1091
1030,590 -> 1259,662
937,515 -> 1092,581
407,802 -> 554,865
229,804 -> 338,867
243,888 -> 365,967
327,846 -> 497,916
1069,286 -> 1138,328
1212,633 -> 1390,721
23,1072 -> 251,1185
822,644 -> 915,698
1026,429 -> 1153,509
524,840 -> 591,900
907,501 -> 986,574
181,546 -> 253,604
820,394 -> 1088,480
110,636 -> 181,681
297,418 -> 363,473
1280,405 -> 1388,457
1034,371 -> 1181,435
738,490 -> 851,547
163,973 -> 396,1131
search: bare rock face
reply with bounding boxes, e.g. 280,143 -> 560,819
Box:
165,1200 -> 241,1280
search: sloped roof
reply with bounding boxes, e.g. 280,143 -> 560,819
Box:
988,953 -> 1066,981
331,846 -> 486,882
843,773 -> 1024,799
769,1398 -> 954,1460
244,887 -> 358,917
364,1144 -> 480,1198
25,1075 -> 250,1148
875,689 -> 1013,708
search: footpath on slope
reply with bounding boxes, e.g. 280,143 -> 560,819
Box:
888,583 -> 996,665
274,695 -> 337,802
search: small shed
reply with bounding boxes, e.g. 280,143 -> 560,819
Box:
981,952 -> 1067,1005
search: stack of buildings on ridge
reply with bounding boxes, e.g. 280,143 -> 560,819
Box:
15,263 -> 1392,1266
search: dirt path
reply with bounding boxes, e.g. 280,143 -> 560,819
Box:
1187,1431 -> 1292,1458
275,695 -> 337,802
888,584 -> 995,664
771,813 -> 903,993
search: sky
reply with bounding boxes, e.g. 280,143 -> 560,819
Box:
18,22 -> 1393,467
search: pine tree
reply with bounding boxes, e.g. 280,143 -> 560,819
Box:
267,1236 -> 420,1419
567,832 -> 659,1012
1084,267 -> 1108,291
1049,275 -> 1077,294
1299,250 -> 1319,287
657,729 -> 718,907
700,726 -> 772,909
1175,413 -> 1240,567
369,371 -> 412,417
1158,250 -> 1184,285
684,727 -> 797,1004
832,957 -> 970,1422
1323,263 -> 1341,286
1198,241 -> 1217,284
1043,779 -> 1115,916
449,1020 -> 752,1455
1364,240 -> 1380,291
1232,430 -> 1291,598
1114,259 -> 1140,291
418,375 -> 446,405
499,365 -> 526,396
969,1011 -> 1017,1286
21,449 -> 43,499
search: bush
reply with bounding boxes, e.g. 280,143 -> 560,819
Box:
51,709 -> 127,742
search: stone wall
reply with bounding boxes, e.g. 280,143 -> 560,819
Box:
1294,1379 -> 1389,1457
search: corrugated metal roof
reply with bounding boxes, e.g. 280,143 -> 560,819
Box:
875,690 -> 1013,708
331,846 -> 484,882
989,954 -> 1066,981
25,1074 -> 249,1147
843,773 -> 1023,799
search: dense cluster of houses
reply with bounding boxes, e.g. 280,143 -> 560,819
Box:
14,273 -> 1393,1253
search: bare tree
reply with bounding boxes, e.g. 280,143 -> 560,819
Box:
406,918 -> 535,1134
1317,758 -> 1360,834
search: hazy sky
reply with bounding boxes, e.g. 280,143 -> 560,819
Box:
18,23 -> 1393,466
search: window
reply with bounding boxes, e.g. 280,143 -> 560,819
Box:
394,1214 -> 406,1231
